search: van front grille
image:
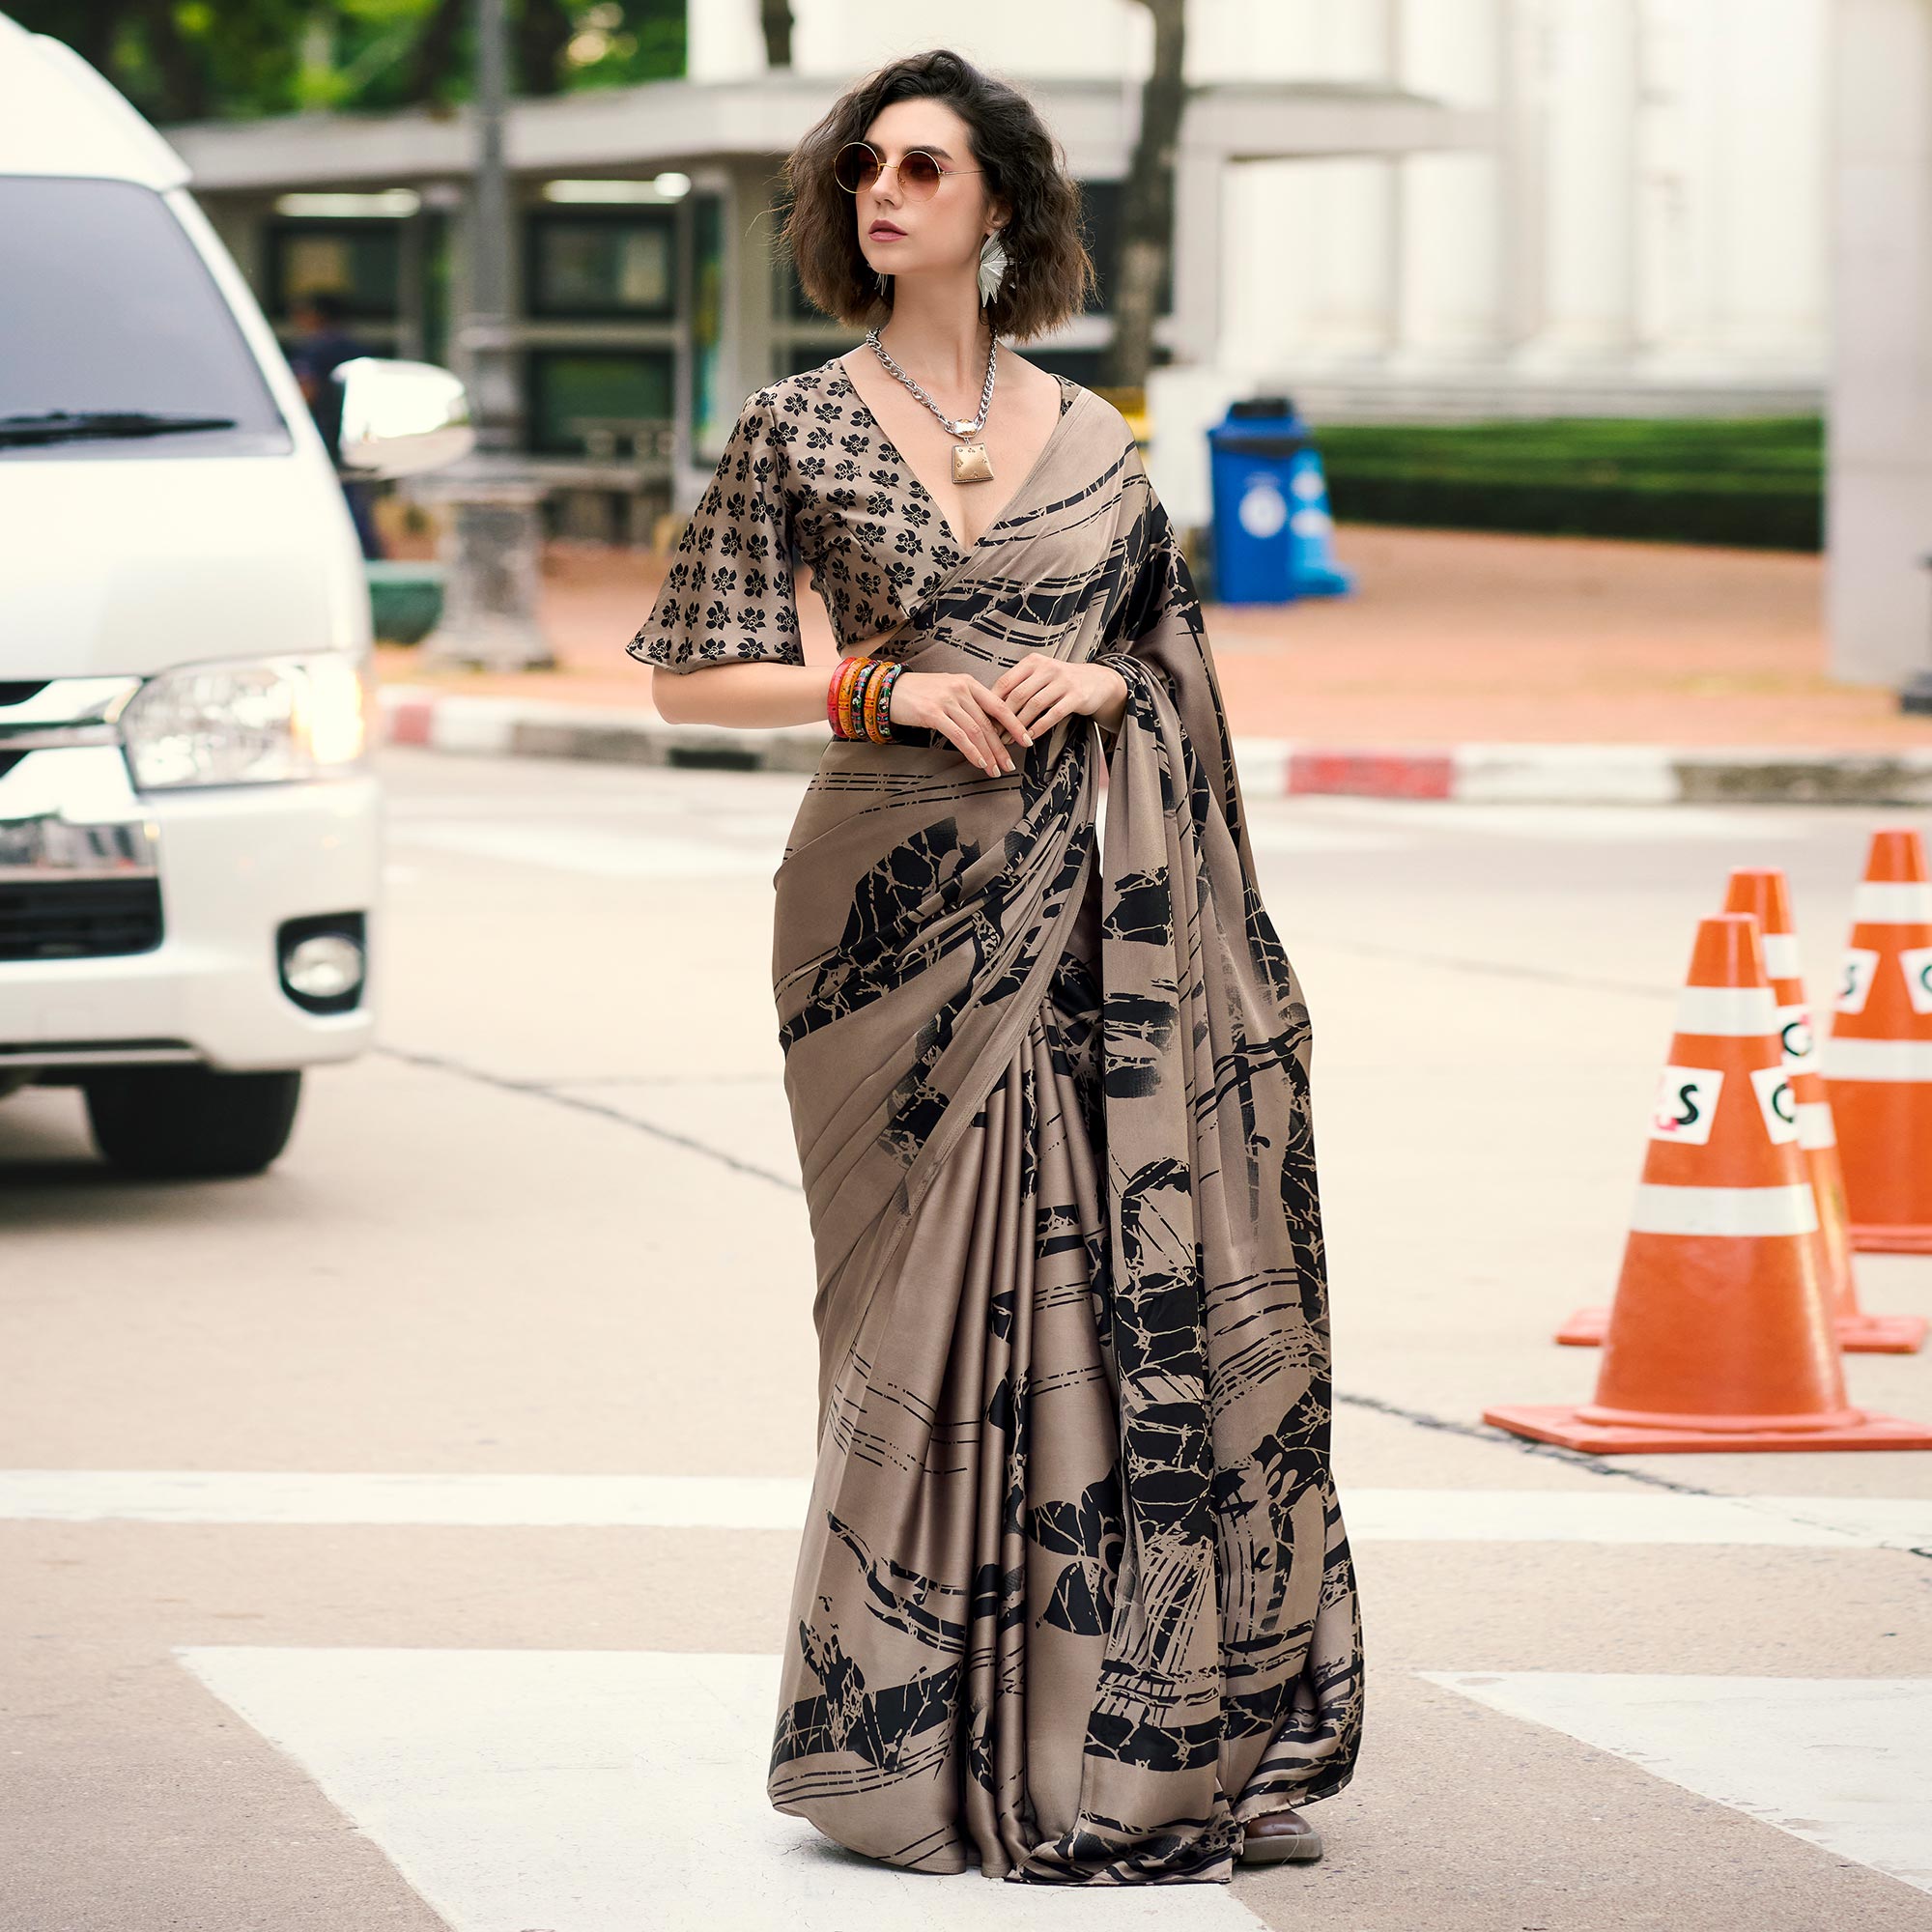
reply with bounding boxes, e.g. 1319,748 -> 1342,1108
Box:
0,879 -> 163,961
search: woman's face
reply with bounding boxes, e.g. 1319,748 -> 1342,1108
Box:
850,99 -> 1003,289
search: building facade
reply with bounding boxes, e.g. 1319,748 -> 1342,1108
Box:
166,0 -> 1932,687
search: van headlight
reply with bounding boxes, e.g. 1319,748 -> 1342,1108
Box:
119,653 -> 373,789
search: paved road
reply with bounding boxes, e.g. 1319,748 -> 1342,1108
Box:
5,748 -> 1929,1931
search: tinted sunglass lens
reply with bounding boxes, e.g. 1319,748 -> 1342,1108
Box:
834,143 -> 879,192
900,152 -> 944,194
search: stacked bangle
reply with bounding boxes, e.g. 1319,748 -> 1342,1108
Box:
826,654 -> 903,743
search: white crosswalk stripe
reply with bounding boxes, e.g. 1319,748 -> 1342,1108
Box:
176,1647 -> 1267,1928
9,1471 -> 1931,1548
380,784 -> 1820,886
1423,1670 -> 1932,1896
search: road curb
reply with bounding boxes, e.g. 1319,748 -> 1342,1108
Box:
377,686 -> 1932,806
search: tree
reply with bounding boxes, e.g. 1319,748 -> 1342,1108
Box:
8,0 -> 685,123
1099,0 -> 1185,392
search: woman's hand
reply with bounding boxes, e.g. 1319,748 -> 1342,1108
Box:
886,669 -> 1033,776
992,654 -> 1130,738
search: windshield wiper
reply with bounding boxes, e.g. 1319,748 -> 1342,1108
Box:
0,410 -> 241,447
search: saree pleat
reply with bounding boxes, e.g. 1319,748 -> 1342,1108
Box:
762,382 -> 1366,1885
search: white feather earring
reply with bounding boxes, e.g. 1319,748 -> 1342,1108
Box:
978,228 -> 1009,307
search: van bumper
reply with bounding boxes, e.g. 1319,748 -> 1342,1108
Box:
0,758 -> 381,1075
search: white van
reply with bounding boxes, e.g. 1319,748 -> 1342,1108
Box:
0,16 -> 471,1176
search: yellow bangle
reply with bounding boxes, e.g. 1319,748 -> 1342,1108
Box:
846,658 -> 875,739
863,659 -> 889,741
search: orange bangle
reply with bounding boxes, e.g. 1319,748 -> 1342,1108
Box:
833,656 -> 864,737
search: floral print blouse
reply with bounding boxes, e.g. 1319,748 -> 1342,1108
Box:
627,355 -> 1078,674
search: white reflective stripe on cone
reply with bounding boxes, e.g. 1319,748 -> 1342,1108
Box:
1853,882 -> 1932,923
1674,986 -> 1778,1037
1822,1038 -> 1932,1081
1628,1183 -> 1820,1236
1761,933 -> 1803,979
1797,1101 -> 1838,1151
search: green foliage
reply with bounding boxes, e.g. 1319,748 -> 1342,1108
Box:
1314,415 -> 1824,552
9,0 -> 685,124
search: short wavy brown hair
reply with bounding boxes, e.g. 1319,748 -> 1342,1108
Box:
780,48 -> 1095,344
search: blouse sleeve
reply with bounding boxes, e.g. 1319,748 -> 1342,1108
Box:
626,391 -> 805,673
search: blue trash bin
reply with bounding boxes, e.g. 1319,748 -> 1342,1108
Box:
1207,395 -> 1354,603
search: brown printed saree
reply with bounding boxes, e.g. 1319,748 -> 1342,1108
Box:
628,355 -> 1365,1885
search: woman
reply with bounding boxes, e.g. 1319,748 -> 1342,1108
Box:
628,48 -> 1365,1886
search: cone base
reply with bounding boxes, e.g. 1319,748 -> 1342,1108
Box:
1555,1302 -> 1924,1354
1482,1402 -> 1932,1454
1849,1222 -> 1932,1255
1836,1311 -> 1929,1352
1554,1305 -> 1610,1346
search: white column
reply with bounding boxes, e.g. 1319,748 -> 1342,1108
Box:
1494,0 -> 1549,355
1516,0 -> 1639,368
686,0 -> 764,79
1380,0 -> 1419,362
1170,140 -> 1223,369
1827,0 -> 1932,687
1629,0 -> 1693,362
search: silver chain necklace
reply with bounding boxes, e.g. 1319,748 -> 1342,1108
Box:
863,327 -> 999,484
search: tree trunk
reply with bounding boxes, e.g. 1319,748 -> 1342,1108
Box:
402,0 -> 468,104
1100,0 -> 1186,391
54,1 -> 120,83
137,0 -> 211,122
515,0 -> 574,96
759,0 -> 793,70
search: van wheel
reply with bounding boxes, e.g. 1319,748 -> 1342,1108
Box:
83,1065 -> 302,1178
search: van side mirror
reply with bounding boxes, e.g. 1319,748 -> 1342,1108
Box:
333,357 -> 474,479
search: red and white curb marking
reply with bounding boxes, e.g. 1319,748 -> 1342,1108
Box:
377,687 -> 1932,806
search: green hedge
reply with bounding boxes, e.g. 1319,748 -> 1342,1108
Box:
1312,415 -> 1823,551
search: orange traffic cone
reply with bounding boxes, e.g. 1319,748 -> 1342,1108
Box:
1824,826 -> 1932,1253
1733,867 -> 1925,1346
1488,913 -> 1932,1452
1555,869 -> 1925,1352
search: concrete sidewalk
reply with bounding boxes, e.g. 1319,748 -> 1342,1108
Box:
374,523 -> 1932,804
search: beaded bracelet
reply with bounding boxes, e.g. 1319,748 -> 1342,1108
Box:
870,662 -> 903,743
850,659 -> 879,736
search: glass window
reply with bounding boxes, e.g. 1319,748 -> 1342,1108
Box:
527,350 -> 674,454
776,242 -> 821,323
0,178 -> 289,461
526,211 -> 675,318
781,339 -> 849,379
1076,179 -> 1173,317
689,192 -> 726,455
421,210 -> 453,369
268,221 -> 402,321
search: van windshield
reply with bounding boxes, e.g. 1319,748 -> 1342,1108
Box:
0,177 -> 291,461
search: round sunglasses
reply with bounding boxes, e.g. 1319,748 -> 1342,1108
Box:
833,139 -> 984,199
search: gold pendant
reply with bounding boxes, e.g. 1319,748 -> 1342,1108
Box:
951,441 -> 994,484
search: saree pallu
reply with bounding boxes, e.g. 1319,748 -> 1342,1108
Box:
765,395 -> 1365,1885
